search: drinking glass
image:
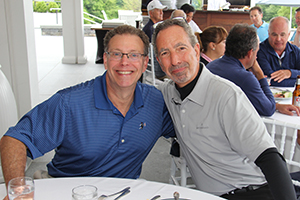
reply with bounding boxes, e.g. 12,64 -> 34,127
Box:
7,177 -> 34,200
72,185 -> 98,200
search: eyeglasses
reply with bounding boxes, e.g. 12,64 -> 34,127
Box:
106,51 -> 146,61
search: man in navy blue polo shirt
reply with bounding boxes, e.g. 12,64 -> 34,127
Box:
0,25 -> 174,190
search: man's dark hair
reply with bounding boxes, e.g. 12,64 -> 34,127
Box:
250,6 -> 263,14
104,25 -> 149,55
225,24 -> 258,59
296,7 -> 300,13
180,3 -> 195,14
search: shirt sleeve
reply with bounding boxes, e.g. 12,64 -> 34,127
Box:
255,147 -> 297,200
4,93 -> 66,159
239,73 -> 276,116
221,87 -> 275,162
257,46 -> 275,77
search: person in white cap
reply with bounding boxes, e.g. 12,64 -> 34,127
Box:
143,0 -> 168,81
143,0 -> 167,42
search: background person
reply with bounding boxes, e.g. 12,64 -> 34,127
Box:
257,16 -> 300,87
249,6 -> 269,43
207,24 -> 300,117
143,0 -> 168,81
290,7 -> 300,47
170,9 -> 186,19
196,26 -> 227,66
153,18 -> 297,200
0,25 -> 174,199
180,3 -> 202,33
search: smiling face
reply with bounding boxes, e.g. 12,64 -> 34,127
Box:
104,34 -> 148,91
268,17 -> 290,56
156,25 -> 200,88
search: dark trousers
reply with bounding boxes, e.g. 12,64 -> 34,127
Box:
220,184 -> 273,200
291,171 -> 300,199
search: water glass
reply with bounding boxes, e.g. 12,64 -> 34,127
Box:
7,177 -> 34,200
72,185 -> 98,200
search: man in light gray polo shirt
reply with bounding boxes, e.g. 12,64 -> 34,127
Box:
152,19 -> 296,200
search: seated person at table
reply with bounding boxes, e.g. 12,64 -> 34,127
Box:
257,16 -> 300,87
180,3 -> 202,34
0,25 -> 174,190
249,6 -> 269,43
143,0 -> 168,80
207,24 -> 300,117
290,7 -> 300,47
153,18 -> 297,200
196,26 -> 227,66
170,9 -> 186,20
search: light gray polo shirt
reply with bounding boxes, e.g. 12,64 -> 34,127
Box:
160,66 -> 275,196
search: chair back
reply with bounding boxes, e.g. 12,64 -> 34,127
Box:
262,117 -> 300,186
143,43 -> 156,86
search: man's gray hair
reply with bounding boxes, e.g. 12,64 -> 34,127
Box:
170,9 -> 187,19
152,18 -> 198,57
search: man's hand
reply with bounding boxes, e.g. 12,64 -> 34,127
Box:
270,70 -> 292,83
276,104 -> 300,116
3,195 -> 8,200
247,60 -> 265,80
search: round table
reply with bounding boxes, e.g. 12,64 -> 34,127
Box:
0,177 -> 225,199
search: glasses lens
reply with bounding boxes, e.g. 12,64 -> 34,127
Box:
111,52 -> 121,60
129,53 -> 141,61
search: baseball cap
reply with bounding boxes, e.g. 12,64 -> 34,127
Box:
147,0 -> 168,11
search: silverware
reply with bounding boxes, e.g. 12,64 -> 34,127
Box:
114,189 -> 130,200
98,187 -> 130,200
150,195 -> 161,200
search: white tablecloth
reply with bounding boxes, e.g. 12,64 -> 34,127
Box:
265,87 -> 300,172
268,87 -> 300,124
0,177 -> 225,200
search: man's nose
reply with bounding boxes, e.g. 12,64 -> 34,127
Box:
170,53 -> 181,65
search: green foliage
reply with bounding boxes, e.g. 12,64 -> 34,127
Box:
83,0 -> 119,20
34,1 -> 48,13
192,0 -> 203,10
258,4 -> 298,28
83,7 -> 94,24
47,2 -> 60,13
122,0 -> 141,12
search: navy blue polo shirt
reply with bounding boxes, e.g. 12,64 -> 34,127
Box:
5,72 -> 174,178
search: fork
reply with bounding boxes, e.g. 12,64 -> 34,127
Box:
98,187 -> 130,200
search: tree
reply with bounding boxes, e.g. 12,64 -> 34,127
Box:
122,0 -> 141,12
83,0 -> 120,20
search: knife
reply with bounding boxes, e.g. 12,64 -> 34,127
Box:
114,189 -> 130,200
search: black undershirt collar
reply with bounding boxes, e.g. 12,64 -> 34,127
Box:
175,63 -> 203,101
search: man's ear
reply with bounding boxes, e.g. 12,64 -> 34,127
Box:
194,43 -> 201,62
103,52 -> 108,70
142,56 -> 149,73
246,49 -> 253,59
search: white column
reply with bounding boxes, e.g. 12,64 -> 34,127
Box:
0,0 -> 39,118
61,0 -> 87,64
250,0 -> 256,8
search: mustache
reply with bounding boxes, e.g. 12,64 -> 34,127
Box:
169,63 -> 188,73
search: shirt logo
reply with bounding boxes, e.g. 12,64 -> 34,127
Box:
139,122 -> 146,129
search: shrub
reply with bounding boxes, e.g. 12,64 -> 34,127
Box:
34,1 -> 47,13
48,2 -> 60,13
